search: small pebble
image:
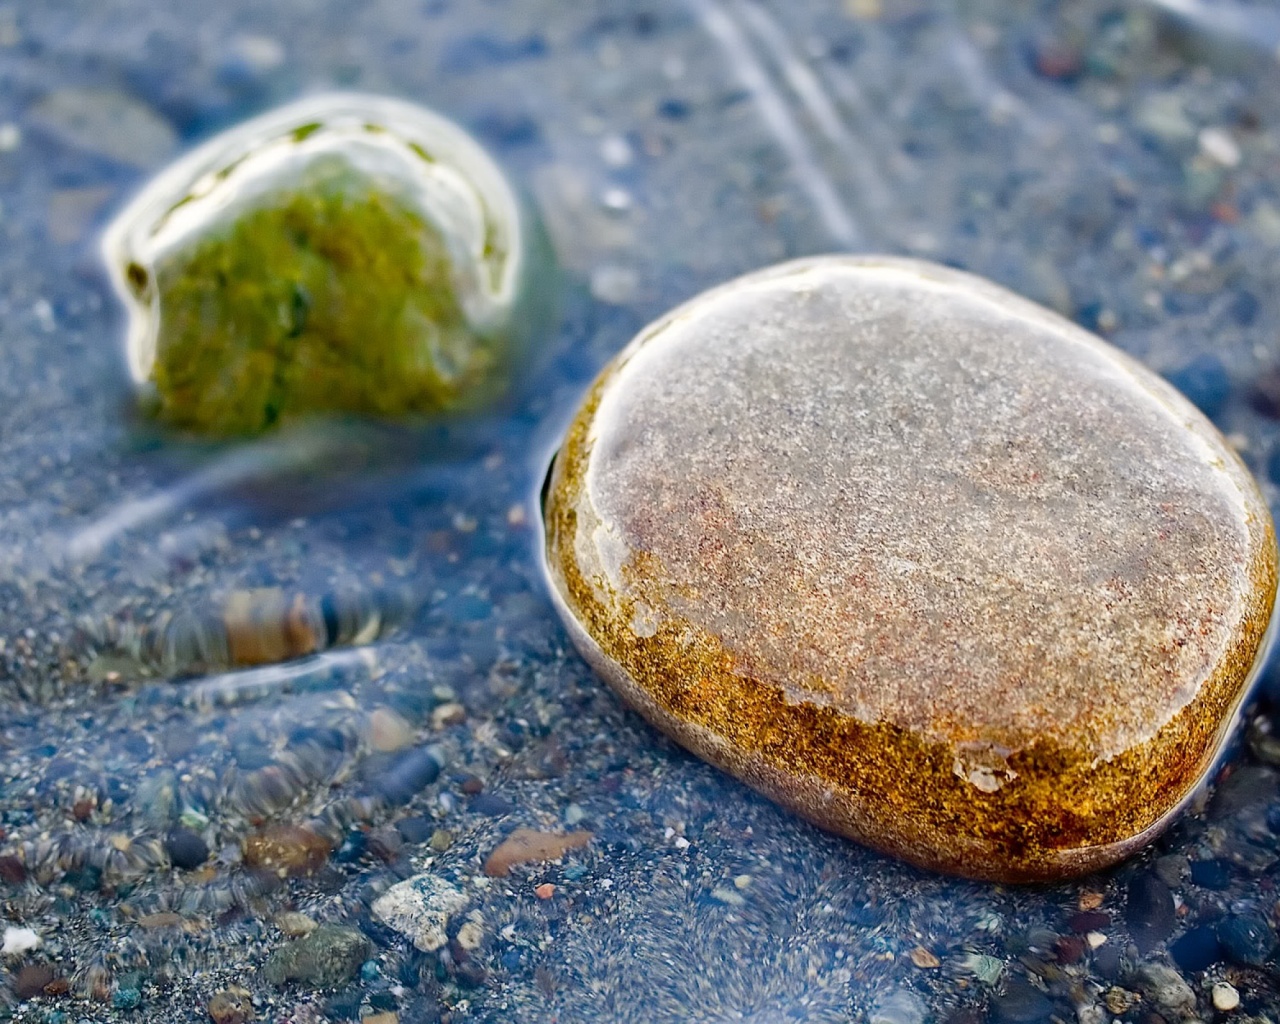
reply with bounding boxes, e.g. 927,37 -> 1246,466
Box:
1126,874 -> 1176,954
431,703 -> 467,730
1,926 -> 40,955
1212,982 -> 1241,1012
164,827 -> 209,870
483,828 -> 593,877
12,964 -> 55,1000
207,986 -> 254,1024
456,919 -> 484,951
368,708 -> 415,753
275,912 -> 319,938
373,874 -> 468,952
909,946 -> 940,969
242,824 -> 332,878
1131,962 -> 1196,1014
262,925 -> 372,988
869,989 -> 927,1024
535,883 -> 556,900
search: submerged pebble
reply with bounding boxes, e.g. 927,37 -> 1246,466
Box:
102,92 -> 540,434
542,255 -> 1277,882
262,924 -> 372,988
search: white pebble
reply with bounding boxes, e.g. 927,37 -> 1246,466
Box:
590,265 -> 638,305
1212,982 -> 1240,1012
2,927 -> 41,955
1199,127 -> 1241,168
0,123 -> 19,152
600,134 -> 633,168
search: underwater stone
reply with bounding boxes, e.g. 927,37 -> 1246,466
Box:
541,255 -> 1277,883
102,92 -> 537,434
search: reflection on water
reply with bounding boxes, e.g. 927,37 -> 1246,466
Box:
0,0 -> 1278,1021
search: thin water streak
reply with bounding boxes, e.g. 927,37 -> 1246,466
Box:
688,0 -> 862,248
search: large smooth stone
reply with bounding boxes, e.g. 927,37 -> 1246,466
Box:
541,255 -> 1277,882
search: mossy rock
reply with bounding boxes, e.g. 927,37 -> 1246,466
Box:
103,93 -> 543,435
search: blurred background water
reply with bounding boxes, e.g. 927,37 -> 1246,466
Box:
1,1 -> 1280,1022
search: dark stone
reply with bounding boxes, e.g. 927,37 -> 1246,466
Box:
369,989 -> 399,1011
376,747 -> 443,806
1212,766 -> 1277,815
657,98 -> 691,120
1251,369 -> 1280,419
993,978 -> 1057,1024
335,830 -> 368,864
1126,873 -> 1176,953
468,793 -> 516,816
1054,935 -> 1085,964
65,864 -> 102,892
454,960 -> 488,988
322,987 -> 364,1020
1092,941 -> 1123,980
12,964 -> 55,999
1188,858 -> 1231,889
1164,353 -> 1231,419
165,827 -> 209,870
1169,926 -> 1221,972
1231,291 -> 1260,326
0,855 -> 27,884
395,816 -> 434,844
1217,912 -> 1276,967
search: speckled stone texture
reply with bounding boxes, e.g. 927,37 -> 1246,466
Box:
543,255 -> 1278,882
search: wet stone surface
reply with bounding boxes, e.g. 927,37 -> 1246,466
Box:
102,93 -> 538,435
544,255 -> 1277,882
2,0 -> 1280,1021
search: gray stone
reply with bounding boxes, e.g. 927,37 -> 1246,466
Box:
29,88 -> 177,168
262,925 -> 372,988
870,989 -> 928,1024
372,873 -> 468,952
1131,962 -> 1196,1014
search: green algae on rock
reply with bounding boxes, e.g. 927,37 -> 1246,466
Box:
541,255 -> 1278,883
102,93 -> 534,434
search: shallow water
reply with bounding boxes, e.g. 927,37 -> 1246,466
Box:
2,0 -> 1280,1022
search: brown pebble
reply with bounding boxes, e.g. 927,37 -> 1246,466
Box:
42,977 -> 69,997
909,946 -> 940,969
534,882 -> 556,900
460,775 -> 485,795
224,589 -> 320,666
365,1014 -> 399,1024
542,256 -> 1277,883
1068,910 -> 1110,933
138,912 -> 185,930
242,824 -> 332,877
0,855 -> 26,884
72,798 -> 94,822
1054,935 -> 1086,964
368,707 -> 414,753
208,985 -> 255,1024
1078,891 -> 1105,911
13,964 -> 55,1000
483,828 -> 593,877
274,911 -> 318,937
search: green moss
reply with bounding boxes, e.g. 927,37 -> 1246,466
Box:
150,154 -> 505,434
